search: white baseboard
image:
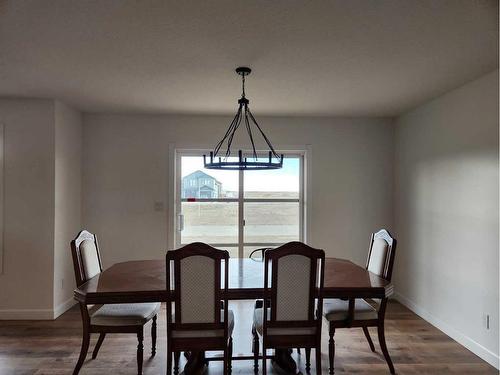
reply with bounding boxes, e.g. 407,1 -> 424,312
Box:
53,297 -> 77,319
0,309 -> 54,320
394,291 -> 500,369
0,298 -> 76,320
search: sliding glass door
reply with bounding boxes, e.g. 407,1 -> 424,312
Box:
175,151 -> 304,258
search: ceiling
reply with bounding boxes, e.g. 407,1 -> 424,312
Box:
0,0 -> 498,116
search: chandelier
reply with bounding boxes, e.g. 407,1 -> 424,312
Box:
204,67 -> 283,170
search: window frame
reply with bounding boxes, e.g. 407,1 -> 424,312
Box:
173,148 -> 308,258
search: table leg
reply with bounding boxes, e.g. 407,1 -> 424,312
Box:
183,351 -> 208,374
184,348 -> 297,374
273,348 -> 297,373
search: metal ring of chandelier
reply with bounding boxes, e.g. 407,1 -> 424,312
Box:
203,67 -> 283,170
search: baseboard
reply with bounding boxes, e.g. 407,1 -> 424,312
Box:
394,291 -> 500,369
0,298 -> 76,320
0,309 -> 54,320
53,297 -> 77,319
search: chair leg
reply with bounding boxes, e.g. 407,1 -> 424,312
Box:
297,347 -> 301,355
73,303 -> 91,375
136,330 -> 144,375
151,315 -> 157,356
92,333 -> 106,359
363,326 -> 376,352
252,329 -> 259,373
166,348 -> 173,375
174,351 -> 180,375
223,348 -> 229,375
73,331 -> 90,375
377,323 -> 395,374
228,337 -> 233,374
315,346 -> 322,375
262,348 -> 267,375
329,327 -> 335,374
305,347 -> 311,373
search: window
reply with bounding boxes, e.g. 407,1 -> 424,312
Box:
175,152 -> 304,258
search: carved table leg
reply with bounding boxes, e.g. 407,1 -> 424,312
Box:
151,315 -> 157,356
183,351 -> 208,374
329,327 -> 335,374
273,349 -> 297,373
137,330 -> 144,375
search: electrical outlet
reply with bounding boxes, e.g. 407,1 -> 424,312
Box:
154,201 -> 164,212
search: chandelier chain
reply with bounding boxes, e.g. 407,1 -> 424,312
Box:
242,73 -> 246,98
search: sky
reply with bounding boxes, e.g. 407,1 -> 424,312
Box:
181,156 -> 300,192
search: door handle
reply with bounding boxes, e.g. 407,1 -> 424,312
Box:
177,213 -> 184,232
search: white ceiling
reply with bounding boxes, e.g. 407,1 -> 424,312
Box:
0,0 -> 497,116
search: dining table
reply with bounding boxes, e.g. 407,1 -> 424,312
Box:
74,257 -> 394,374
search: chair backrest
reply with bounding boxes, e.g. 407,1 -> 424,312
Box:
71,230 -> 103,287
366,229 -> 396,282
263,241 -> 325,334
248,247 -> 273,260
166,242 -> 229,333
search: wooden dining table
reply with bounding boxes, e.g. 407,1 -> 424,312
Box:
74,257 -> 394,374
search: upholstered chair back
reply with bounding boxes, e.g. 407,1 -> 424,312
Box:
71,230 -> 103,287
80,240 -> 101,280
364,229 -> 397,311
366,229 -> 396,282
275,254 -> 312,321
264,242 -> 325,331
179,255 -> 216,323
166,243 -> 229,327
367,238 -> 388,277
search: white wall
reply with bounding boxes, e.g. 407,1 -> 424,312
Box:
0,99 -> 55,319
82,115 -> 394,267
54,101 -> 82,318
394,70 -> 499,367
0,99 -> 82,319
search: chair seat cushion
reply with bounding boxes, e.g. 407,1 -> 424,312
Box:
91,302 -> 161,326
171,310 -> 234,338
252,307 -> 316,336
323,299 -> 378,321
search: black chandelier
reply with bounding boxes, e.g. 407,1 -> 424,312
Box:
204,67 -> 283,170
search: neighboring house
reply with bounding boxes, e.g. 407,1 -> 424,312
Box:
182,170 -> 222,199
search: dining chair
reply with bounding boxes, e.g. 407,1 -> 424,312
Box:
166,242 -> 234,375
248,247 -> 273,261
71,230 -> 161,375
323,229 -> 397,374
252,241 -> 325,374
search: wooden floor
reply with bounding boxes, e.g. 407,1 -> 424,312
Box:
0,300 -> 496,375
